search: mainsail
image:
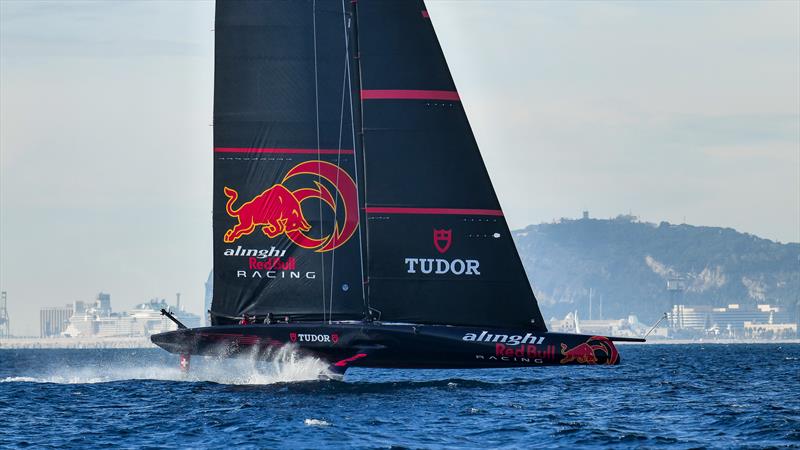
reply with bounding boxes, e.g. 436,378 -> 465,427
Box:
211,0 -> 547,331
212,0 -> 366,323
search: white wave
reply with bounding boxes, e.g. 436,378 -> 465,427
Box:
304,419 -> 331,427
1,344 -> 337,385
1,376 -> 39,383
2,363 -> 187,384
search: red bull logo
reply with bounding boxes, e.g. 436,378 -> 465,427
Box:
223,160 -> 359,252
559,336 -> 619,365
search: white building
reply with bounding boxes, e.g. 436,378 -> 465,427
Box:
669,303 -> 795,337
63,294 -> 200,338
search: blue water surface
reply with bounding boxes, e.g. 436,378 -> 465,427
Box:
0,344 -> 798,449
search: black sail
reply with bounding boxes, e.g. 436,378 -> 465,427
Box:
212,0 -> 366,324
356,1 -> 547,330
211,0 -> 547,332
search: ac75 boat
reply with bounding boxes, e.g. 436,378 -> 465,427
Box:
152,0 -> 644,377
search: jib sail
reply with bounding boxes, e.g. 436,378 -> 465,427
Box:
211,0 -> 547,332
356,0 -> 546,330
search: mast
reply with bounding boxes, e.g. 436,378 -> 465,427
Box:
344,0 -> 371,320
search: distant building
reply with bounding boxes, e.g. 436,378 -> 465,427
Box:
96,292 -> 111,315
204,271 -> 213,326
550,311 -> 579,333
550,311 -> 649,338
668,305 -> 711,330
40,305 -> 74,337
744,322 -> 797,339
669,303 -> 795,337
0,291 -> 9,338
62,293 -> 200,338
796,300 -> 800,328
73,300 -> 87,315
579,319 -> 626,336
125,298 -> 201,336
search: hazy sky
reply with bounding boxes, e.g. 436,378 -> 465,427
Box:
1,1 -> 798,336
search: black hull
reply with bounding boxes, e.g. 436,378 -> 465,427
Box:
151,323 -> 631,370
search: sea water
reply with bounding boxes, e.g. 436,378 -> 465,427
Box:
0,344 -> 798,448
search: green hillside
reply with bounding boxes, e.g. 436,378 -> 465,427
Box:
513,215 -> 800,323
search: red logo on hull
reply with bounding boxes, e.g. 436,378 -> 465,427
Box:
560,336 -> 619,364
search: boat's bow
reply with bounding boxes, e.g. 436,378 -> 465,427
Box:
150,328 -> 199,355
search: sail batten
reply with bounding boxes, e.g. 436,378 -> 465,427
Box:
361,90 -> 461,101
215,148 -> 354,155
365,207 -> 504,216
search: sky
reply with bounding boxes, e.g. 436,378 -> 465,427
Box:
1,0 -> 798,336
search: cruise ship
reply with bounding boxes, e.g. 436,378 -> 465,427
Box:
63,293 -> 200,338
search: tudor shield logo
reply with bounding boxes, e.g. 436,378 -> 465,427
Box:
433,229 -> 452,254
405,227 -> 480,276
289,332 -> 298,343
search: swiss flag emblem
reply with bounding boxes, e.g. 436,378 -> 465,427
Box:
289,332 -> 297,343
433,229 -> 452,254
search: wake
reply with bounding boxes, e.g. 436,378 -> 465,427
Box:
0,345 -> 337,385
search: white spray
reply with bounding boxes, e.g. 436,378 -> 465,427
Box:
0,344 -> 338,385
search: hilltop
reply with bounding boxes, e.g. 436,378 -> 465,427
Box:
513,215 -> 799,323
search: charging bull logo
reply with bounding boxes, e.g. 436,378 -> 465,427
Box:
224,184 -> 310,241
560,336 -> 619,365
223,160 -> 359,252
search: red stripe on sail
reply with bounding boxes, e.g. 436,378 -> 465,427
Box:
215,147 -> 354,155
361,90 -> 460,101
365,207 -> 503,216
421,10 -> 429,18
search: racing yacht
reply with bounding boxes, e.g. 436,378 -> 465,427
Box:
152,0 -> 643,376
